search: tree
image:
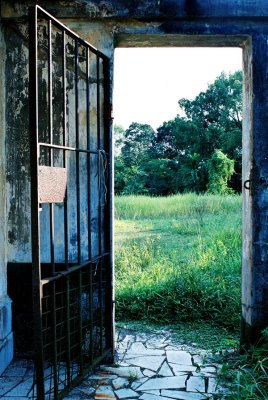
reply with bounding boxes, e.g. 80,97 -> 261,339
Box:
207,150 -> 235,194
114,71 -> 242,195
178,71 -> 242,167
121,122 -> 155,167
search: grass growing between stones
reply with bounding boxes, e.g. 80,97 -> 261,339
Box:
115,193 -> 242,331
116,320 -> 239,353
216,328 -> 268,399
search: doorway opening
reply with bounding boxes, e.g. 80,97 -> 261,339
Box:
113,46 -> 244,350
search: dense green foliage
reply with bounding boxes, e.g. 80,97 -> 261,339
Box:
114,71 -> 242,195
115,194 -> 241,329
218,328 -> 268,399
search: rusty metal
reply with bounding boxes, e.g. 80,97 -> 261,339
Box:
29,5 -> 112,399
38,166 -> 67,203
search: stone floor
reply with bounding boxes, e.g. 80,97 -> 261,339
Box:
65,326 -> 228,400
0,326 -> 228,399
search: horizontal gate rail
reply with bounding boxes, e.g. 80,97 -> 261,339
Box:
29,5 -> 113,399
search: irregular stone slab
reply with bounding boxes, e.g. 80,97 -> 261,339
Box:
126,355 -> 165,372
125,349 -> 165,358
112,377 -> 129,389
170,363 -> 196,374
192,355 -> 204,365
186,376 -> 205,392
136,332 -> 150,342
118,362 -> 131,367
158,361 -> 174,377
67,387 -> 95,397
139,394 -> 173,400
0,377 -> 22,395
131,377 -> 148,390
121,334 -> 136,345
88,373 -> 118,380
162,390 -> 213,399
2,397 -> 30,400
138,376 -> 186,391
95,385 -> 116,399
128,342 -> 147,353
120,335 -> 136,350
208,377 -> 217,393
3,366 -> 27,377
200,366 -> 217,375
144,389 -> 161,395
146,334 -> 169,348
2,376 -> 34,397
115,387 -> 139,398
165,345 -> 183,351
102,366 -> 144,379
143,369 -> 156,377
117,342 -> 128,352
166,351 -> 192,365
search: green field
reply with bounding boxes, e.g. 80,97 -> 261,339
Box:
114,193 -> 242,330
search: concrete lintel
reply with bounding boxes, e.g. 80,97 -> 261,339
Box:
115,33 -> 249,48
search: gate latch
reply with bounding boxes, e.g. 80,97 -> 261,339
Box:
244,180 -> 250,190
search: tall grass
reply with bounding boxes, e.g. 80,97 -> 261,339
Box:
115,193 -> 240,220
114,194 -> 242,330
218,328 -> 268,399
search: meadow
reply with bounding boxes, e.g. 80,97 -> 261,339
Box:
114,193 -> 242,330
114,194 -> 268,398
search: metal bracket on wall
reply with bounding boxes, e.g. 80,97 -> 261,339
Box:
244,180 -> 250,190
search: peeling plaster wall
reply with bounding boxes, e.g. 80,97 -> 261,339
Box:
0,24 -> 7,298
0,22 -> 13,375
5,23 -> 31,263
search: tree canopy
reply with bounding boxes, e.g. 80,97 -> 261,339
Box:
114,70 -> 242,195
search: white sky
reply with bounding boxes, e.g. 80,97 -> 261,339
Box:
113,47 -> 242,130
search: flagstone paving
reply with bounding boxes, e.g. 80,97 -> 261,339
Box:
0,326 -> 229,399
64,326 -> 229,399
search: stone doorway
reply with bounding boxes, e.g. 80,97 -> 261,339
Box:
113,35 -> 252,346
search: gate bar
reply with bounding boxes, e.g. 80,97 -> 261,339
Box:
29,6 -> 45,399
33,5 -> 108,60
48,19 -> 56,276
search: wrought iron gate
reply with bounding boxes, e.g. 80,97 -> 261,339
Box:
29,6 -> 113,399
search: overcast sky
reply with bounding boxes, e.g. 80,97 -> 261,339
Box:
113,47 -> 242,130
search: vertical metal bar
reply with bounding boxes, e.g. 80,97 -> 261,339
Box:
62,30 -> 69,269
86,47 -> 92,263
48,19 -> 55,275
78,270 -> 84,370
96,56 -> 103,355
103,56 -> 114,357
86,49 -> 94,364
52,281 -> 59,399
65,276 -> 71,385
75,39 -> 81,265
99,259 -> 103,356
89,264 -> 93,364
29,6 -> 45,399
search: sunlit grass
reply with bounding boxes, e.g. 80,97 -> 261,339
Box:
114,193 -> 242,329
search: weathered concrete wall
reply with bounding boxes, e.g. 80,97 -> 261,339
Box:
0,19 -> 7,298
5,22 -> 31,263
0,22 -> 13,374
3,0 -> 268,19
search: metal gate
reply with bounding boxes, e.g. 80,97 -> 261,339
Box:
29,6 -> 113,399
